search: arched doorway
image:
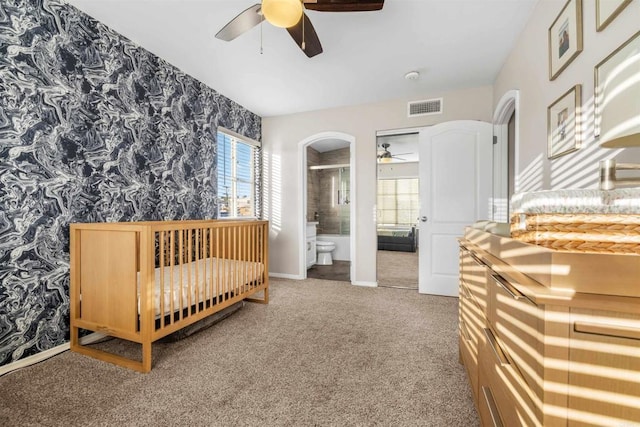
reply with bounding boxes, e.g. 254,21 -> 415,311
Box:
298,132 -> 356,281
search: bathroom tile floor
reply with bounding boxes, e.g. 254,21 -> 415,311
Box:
307,261 -> 351,282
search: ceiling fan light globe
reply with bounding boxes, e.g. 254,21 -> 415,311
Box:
262,0 -> 303,28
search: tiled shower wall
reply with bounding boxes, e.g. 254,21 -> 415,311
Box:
307,147 -> 320,222
0,0 -> 260,367
307,148 -> 350,235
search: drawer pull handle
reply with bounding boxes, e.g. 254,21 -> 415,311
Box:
483,328 -> 509,366
481,386 -> 504,427
574,321 -> 640,341
460,284 -> 471,299
470,254 -> 485,266
492,274 -> 525,301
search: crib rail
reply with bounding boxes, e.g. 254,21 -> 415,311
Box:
148,221 -> 269,338
70,219 -> 269,372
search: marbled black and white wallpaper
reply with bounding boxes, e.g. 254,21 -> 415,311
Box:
0,0 -> 261,367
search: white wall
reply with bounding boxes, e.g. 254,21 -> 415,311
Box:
262,86 -> 493,283
494,0 -> 640,192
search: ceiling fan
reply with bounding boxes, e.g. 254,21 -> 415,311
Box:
377,143 -> 410,163
215,0 -> 385,58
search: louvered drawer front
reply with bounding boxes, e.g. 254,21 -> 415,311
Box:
460,282 -> 484,401
489,273 -> 543,399
461,248 -> 488,315
479,328 -> 541,427
568,308 -> 640,426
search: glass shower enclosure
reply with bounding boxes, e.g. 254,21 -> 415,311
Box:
308,165 -> 350,235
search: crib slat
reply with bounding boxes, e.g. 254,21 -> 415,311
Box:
223,226 -> 228,302
216,227 -> 221,303
159,231 -> 165,329
179,229 -> 184,321
251,224 -> 256,290
187,229 -> 193,314
208,227 -> 213,305
169,230 -> 175,326
233,225 -> 238,296
194,227 -> 200,315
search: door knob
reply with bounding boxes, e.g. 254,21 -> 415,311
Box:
419,216 -> 428,222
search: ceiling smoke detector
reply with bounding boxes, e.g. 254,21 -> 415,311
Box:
404,71 -> 420,81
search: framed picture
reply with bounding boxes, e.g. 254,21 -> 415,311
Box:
596,0 -> 632,31
548,85 -> 582,159
549,0 -> 583,81
594,31 -> 640,144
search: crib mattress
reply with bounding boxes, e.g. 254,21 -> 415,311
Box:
138,257 -> 265,316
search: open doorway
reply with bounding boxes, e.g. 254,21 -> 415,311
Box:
376,131 -> 419,289
299,132 -> 356,283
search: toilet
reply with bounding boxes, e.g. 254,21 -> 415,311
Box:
315,241 -> 336,265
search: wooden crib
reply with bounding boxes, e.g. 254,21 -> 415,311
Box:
69,219 -> 269,372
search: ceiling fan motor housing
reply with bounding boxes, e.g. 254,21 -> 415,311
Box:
216,0 -> 385,58
262,0 -> 303,28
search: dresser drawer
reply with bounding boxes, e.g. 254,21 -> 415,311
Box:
568,308 -> 640,426
479,327 -> 540,427
460,283 -> 484,351
459,328 -> 478,403
461,248 -> 488,315
460,283 -> 481,399
488,272 -> 542,398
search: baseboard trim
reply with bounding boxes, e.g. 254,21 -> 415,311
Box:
269,272 -> 305,280
0,332 -> 107,377
352,281 -> 378,288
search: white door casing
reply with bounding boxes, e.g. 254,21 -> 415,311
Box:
418,120 -> 492,296
493,90 -> 520,222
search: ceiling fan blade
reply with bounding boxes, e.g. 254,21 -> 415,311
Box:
303,0 -> 384,12
215,3 -> 264,41
286,13 -> 323,58
392,152 -> 412,157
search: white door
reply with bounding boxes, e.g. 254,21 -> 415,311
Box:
418,121 -> 492,296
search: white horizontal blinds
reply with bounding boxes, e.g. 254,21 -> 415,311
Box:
253,146 -> 263,218
235,142 -> 254,217
377,178 -> 419,226
217,130 -> 258,218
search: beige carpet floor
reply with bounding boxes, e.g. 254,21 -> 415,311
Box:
377,250 -> 419,288
0,278 -> 477,426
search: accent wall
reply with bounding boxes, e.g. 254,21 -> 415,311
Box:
0,0 -> 260,367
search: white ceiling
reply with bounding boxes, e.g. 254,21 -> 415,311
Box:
66,0 -> 537,118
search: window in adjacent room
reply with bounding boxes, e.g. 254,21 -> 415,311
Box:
216,129 -> 261,218
377,178 -> 419,225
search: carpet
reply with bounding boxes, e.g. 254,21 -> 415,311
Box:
0,277 -> 477,426
377,250 -> 419,288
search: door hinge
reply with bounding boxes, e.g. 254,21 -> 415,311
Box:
493,135 -> 498,145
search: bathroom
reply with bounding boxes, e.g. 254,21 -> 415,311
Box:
305,143 -> 351,282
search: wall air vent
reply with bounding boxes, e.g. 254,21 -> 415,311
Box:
407,98 -> 443,117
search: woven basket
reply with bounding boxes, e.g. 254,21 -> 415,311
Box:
510,213 -> 640,255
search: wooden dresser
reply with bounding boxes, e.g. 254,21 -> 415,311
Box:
458,227 -> 640,426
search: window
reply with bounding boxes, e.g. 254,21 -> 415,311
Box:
217,130 -> 260,218
377,178 -> 419,225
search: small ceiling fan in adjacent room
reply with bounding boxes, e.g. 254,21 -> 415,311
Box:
377,143 -> 410,163
215,0 -> 385,58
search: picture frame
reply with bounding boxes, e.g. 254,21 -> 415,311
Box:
548,0 -> 583,81
594,31 -> 640,142
596,0 -> 632,32
547,85 -> 582,159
